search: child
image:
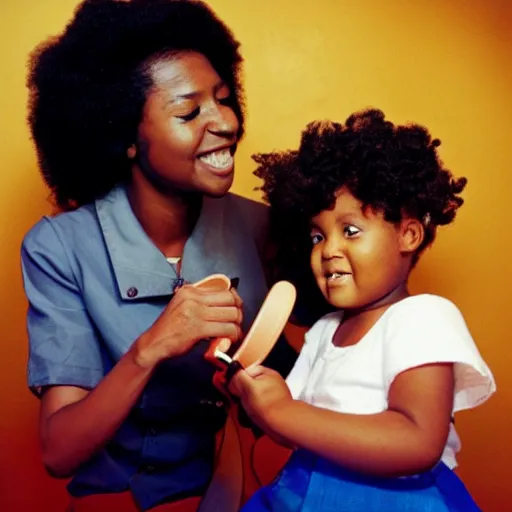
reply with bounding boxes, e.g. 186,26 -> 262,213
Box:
230,109 -> 496,511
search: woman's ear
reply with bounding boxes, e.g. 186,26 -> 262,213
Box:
127,144 -> 137,159
398,218 -> 425,254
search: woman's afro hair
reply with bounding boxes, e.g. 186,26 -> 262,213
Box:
27,0 -> 245,210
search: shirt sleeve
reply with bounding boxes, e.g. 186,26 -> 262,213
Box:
383,295 -> 496,412
21,217 -> 104,396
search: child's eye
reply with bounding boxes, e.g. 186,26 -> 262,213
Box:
176,107 -> 200,122
310,232 -> 324,245
343,225 -> 360,237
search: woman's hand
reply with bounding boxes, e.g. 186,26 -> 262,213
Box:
229,365 -> 293,433
38,285 -> 243,478
133,285 -> 243,369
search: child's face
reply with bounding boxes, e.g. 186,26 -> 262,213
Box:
309,188 -> 411,311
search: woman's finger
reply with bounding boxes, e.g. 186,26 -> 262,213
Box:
202,305 -> 243,323
230,288 -> 243,308
201,321 -> 242,342
176,285 -> 239,307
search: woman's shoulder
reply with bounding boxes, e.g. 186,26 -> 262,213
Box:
22,203 -> 99,256
226,193 -> 269,255
228,193 -> 268,230
228,192 -> 268,212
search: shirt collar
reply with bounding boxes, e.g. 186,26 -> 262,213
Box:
95,184 -> 237,301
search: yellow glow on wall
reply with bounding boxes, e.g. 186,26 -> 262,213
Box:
1,1 -> 510,510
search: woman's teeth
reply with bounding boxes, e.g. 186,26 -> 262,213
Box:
199,148 -> 233,169
327,272 -> 346,281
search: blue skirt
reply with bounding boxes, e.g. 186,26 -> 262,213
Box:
242,450 -> 481,512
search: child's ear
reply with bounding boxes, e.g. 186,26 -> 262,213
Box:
398,218 -> 424,254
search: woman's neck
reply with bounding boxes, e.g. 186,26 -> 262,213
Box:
127,173 -> 202,257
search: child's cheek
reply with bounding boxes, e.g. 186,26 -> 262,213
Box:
316,276 -> 328,299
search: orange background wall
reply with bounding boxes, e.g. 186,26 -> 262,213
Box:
1,0 -> 511,510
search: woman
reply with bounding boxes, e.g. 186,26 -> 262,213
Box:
21,1 -> 296,510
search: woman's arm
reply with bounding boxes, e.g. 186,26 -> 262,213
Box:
39,352 -> 152,478
231,363 -> 454,477
40,284 -> 243,477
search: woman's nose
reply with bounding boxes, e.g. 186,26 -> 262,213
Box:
207,103 -> 239,139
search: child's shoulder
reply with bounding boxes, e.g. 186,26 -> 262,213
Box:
382,295 -> 496,411
382,294 -> 472,342
387,294 -> 464,321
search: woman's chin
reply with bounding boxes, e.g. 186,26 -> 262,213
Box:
200,174 -> 235,198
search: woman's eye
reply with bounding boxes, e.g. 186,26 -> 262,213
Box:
218,95 -> 233,107
310,232 -> 324,245
176,107 -> 200,122
344,225 -> 360,237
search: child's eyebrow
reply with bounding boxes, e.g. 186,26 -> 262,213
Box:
308,220 -> 321,231
336,212 -> 363,224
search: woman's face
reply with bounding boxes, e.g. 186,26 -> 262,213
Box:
132,51 -> 240,197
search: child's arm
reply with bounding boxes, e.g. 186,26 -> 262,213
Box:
230,362 -> 454,478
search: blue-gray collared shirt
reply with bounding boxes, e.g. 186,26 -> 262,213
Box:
21,185 -> 296,510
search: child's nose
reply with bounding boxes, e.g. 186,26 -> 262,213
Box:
321,236 -> 343,260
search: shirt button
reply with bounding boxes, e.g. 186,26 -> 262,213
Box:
145,465 -> 155,474
173,278 -> 185,293
127,286 -> 138,298
148,428 -> 157,436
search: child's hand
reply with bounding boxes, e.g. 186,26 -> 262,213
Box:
229,365 -> 293,433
